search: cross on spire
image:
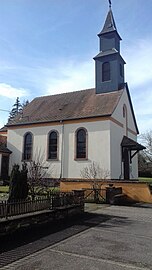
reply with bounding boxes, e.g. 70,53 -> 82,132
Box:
108,0 -> 112,8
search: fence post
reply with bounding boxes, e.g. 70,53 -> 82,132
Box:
73,189 -> 85,210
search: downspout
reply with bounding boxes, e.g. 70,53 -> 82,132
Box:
60,120 -> 64,179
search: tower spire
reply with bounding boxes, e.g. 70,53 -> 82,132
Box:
94,3 -> 125,94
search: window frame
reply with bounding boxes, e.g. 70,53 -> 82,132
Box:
23,132 -> 33,161
102,62 -> 111,82
75,127 -> 88,160
47,130 -> 59,161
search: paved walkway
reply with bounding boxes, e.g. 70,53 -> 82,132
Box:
1,203 -> 152,270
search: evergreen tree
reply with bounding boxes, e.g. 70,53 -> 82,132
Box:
8,97 -> 22,122
22,99 -> 29,108
8,163 -> 28,202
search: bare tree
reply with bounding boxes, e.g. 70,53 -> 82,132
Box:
80,161 -> 110,189
138,152 -> 147,173
138,131 -> 152,177
25,151 -> 54,199
140,130 -> 152,162
80,162 -> 110,203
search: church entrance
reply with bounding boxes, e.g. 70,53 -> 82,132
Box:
121,136 -> 146,180
123,148 -> 130,180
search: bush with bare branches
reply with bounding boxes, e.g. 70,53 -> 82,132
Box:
80,161 -> 110,189
24,151 -> 54,199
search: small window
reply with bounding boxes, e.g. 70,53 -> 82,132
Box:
48,131 -> 58,160
23,132 -> 33,160
102,62 -> 110,82
76,128 -> 87,159
123,104 -> 126,118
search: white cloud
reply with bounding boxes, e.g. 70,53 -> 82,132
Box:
46,59 -> 94,95
121,37 -> 152,133
137,116 -> 152,134
123,38 -> 152,87
132,86 -> 152,117
0,83 -> 28,98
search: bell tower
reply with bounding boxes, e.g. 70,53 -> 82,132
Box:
94,3 -> 125,94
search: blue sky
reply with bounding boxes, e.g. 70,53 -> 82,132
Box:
0,0 -> 152,134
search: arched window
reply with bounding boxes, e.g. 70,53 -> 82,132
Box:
48,131 -> 58,160
76,128 -> 87,159
102,62 -> 110,82
23,132 -> 33,160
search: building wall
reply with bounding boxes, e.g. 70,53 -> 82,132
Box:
112,88 -> 137,136
111,88 -> 138,179
110,121 -> 123,179
7,89 -> 139,179
0,135 -> 7,145
62,120 -> 111,179
7,120 -> 111,179
60,180 -> 152,203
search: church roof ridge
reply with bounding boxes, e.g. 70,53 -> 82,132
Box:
34,87 -> 95,101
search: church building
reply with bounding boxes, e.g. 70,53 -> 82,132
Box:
2,5 -> 145,180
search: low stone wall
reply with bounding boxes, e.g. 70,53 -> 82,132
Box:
60,179 -> 152,203
0,204 -> 84,235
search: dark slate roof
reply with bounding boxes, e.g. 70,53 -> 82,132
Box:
98,9 -> 121,41
94,49 -> 126,64
99,9 -> 117,35
0,144 -> 12,154
7,88 -> 124,126
94,48 -> 118,58
121,136 -> 146,151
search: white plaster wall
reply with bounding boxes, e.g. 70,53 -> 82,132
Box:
7,120 -> 111,179
63,120 -> 111,178
7,125 -> 62,178
111,87 -> 138,179
110,122 -> 123,179
112,88 -> 137,134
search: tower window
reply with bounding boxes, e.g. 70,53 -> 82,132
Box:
102,62 -> 110,82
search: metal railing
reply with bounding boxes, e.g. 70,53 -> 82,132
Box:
0,191 -> 84,219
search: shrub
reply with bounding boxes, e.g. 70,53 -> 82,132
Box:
8,163 -> 28,202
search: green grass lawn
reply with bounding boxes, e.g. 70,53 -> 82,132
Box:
138,177 -> 152,183
0,186 -> 9,193
0,186 -> 9,200
0,185 -> 60,201
0,186 -> 59,193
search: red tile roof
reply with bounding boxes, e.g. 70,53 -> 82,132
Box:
7,88 -> 124,126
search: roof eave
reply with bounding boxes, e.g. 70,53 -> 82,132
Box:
125,83 -> 139,135
6,114 -> 112,128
